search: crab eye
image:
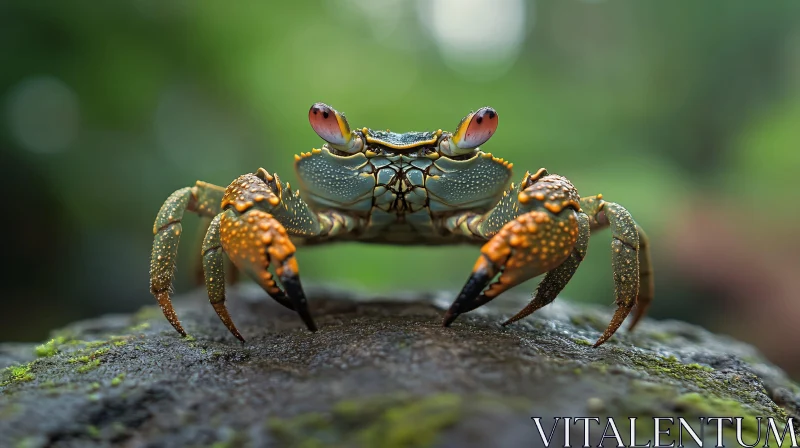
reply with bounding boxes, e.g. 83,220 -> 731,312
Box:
452,107 -> 498,150
309,103 -> 352,146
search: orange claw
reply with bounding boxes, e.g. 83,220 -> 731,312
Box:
444,209 -> 580,326
219,208 -> 317,332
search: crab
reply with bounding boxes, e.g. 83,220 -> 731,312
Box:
149,103 -> 654,347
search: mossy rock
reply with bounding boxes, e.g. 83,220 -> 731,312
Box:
0,285 -> 798,447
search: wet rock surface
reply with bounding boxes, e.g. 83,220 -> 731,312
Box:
1,285 -> 798,447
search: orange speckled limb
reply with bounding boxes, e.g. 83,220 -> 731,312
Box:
579,195 -> 643,346
581,195 -> 653,334
443,171 -> 584,328
151,167 -> 346,339
149,181 -> 226,336
501,212 -> 590,326
219,207 -> 317,333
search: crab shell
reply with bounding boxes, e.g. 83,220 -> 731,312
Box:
294,146 -> 513,244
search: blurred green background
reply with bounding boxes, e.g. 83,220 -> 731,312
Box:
1,1 -> 799,376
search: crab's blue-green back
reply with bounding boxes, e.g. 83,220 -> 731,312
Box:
294,140 -> 513,244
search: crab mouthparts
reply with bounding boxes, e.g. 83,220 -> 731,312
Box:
363,129 -> 441,152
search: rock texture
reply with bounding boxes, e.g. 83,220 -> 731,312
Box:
1,285 -> 798,447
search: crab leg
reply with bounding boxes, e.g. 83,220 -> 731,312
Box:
193,216 -> 240,287
581,195 -> 653,334
630,226 -> 653,329
201,214 -> 245,342
193,216 -> 213,286
443,172 -> 584,328
501,212 -> 590,326
150,181 -> 226,336
443,170 -> 647,346
443,209 -> 583,324
214,169 -> 332,333
219,208 -> 317,332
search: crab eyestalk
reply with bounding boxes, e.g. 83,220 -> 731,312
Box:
309,102 -> 364,154
438,107 -> 498,157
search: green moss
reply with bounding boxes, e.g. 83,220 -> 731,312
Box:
359,394 -> 461,447
86,424 -> 100,438
629,379 -> 676,395
269,393 -> 464,448
675,392 -> 751,415
64,343 -> 118,374
77,359 -> 101,373
34,336 -> 67,357
685,362 -> 714,372
111,373 -> 126,387
568,313 -> 608,331
674,393 -> 793,447
209,430 -> 249,448
629,353 -> 717,391
130,322 -> 150,332
14,437 -> 41,448
1,364 -> 35,386
590,362 -> 608,374
9,365 -> 33,381
611,352 -> 792,424
572,338 -> 593,347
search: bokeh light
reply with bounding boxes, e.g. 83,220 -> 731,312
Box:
6,75 -> 80,154
418,0 -> 527,80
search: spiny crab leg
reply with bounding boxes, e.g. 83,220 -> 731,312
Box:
589,201 -> 639,346
629,224 -> 653,330
201,214 -> 244,342
579,195 -> 649,340
150,181 -> 226,336
193,216 -> 240,288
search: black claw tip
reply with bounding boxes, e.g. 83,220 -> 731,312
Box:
445,271 -> 493,326
442,310 -> 460,327
281,272 -> 318,332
